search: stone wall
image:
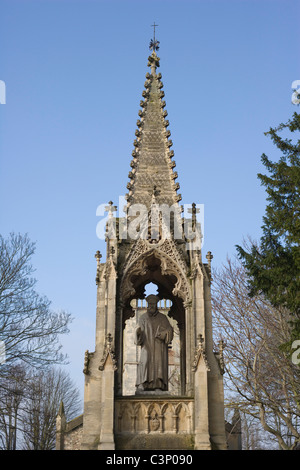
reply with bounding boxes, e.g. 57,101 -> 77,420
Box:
56,414 -> 83,450
56,408 -> 242,450
64,423 -> 83,450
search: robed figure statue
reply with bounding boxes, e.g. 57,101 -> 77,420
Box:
135,294 -> 174,392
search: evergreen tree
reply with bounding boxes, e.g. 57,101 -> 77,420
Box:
236,112 -> 300,341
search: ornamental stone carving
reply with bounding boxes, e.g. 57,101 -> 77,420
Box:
115,398 -> 193,435
120,238 -> 190,304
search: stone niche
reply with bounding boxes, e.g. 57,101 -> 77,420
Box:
114,397 -> 194,450
122,298 -> 181,396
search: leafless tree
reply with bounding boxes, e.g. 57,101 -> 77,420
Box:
0,365 -> 27,449
0,233 -> 72,378
20,367 -> 81,450
212,255 -> 300,449
0,366 -> 81,449
0,233 -> 75,448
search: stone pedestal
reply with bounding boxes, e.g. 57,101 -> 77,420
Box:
114,396 -> 194,450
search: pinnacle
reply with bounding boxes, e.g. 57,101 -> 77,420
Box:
57,401 -> 65,417
125,54 -> 182,210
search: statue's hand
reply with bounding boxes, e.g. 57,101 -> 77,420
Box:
155,329 -> 167,342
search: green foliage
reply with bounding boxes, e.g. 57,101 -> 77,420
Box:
236,112 -> 300,340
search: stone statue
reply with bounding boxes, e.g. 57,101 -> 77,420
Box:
135,294 -> 173,392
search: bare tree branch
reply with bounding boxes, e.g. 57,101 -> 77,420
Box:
212,254 -> 300,449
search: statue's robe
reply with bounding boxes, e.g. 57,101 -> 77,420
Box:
135,310 -> 173,391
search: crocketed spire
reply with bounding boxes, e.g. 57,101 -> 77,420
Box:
125,50 -> 182,210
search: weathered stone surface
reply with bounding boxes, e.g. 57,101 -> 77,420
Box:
55,48 -> 240,451
115,396 -> 193,434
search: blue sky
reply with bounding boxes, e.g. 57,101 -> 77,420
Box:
1,0 -> 299,404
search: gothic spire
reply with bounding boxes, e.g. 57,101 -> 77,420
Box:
125,41 -> 182,210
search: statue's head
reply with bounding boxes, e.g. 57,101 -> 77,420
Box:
146,294 -> 159,316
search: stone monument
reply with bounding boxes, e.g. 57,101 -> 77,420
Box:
135,294 -> 173,393
56,33 -> 240,450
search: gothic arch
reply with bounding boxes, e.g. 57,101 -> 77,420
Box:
117,239 -> 190,396
119,239 -> 191,327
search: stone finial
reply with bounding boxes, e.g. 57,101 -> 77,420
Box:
105,201 -> 117,215
99,333 -> 117,371
56,401 -> 66,450
148,52 -> 160,75
83,350 -> 91,375
95,250 -> 102,284
57,400 -> 65,417
218,339 -> 225,375
192,334 -> 210,372
206,251 -> 213,266
104,202 -> 117,241
106,332 -> 113,345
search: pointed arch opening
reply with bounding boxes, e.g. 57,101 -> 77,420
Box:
119,252 -> 188,396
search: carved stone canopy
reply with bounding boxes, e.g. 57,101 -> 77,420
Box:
120,251 -> 186,329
